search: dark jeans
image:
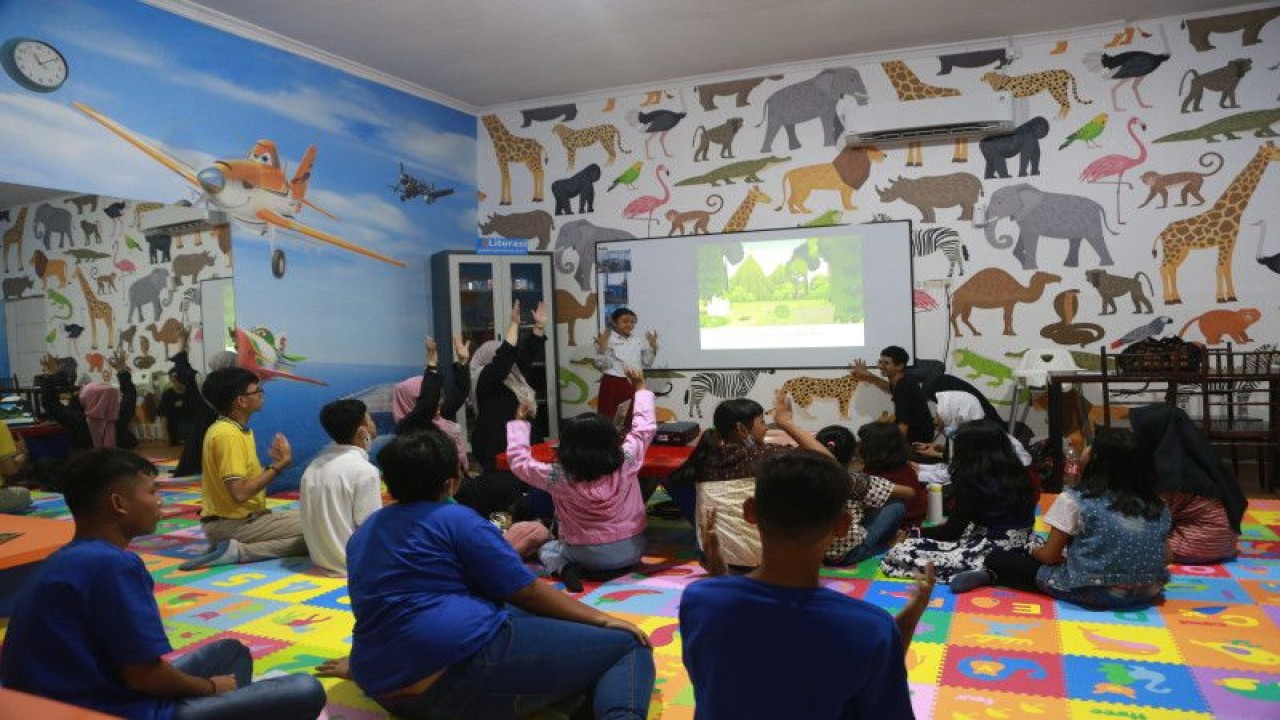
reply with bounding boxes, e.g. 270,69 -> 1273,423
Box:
379,608 -> 654,720
984,548 -> 1043,592
834,502 -> 907,566
171,639 -> 327,720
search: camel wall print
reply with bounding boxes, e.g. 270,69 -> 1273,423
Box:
476,3 -> 1280,431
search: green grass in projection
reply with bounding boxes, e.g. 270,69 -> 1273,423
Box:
697,238 -> 862,329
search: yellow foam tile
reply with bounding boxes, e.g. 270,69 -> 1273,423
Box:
1058,621 -> 1183,664
1068,699 -> 1213,719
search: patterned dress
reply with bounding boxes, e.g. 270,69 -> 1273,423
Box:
881,481 -> 1040,582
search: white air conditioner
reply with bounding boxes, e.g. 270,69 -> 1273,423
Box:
845,93 -> 1014,145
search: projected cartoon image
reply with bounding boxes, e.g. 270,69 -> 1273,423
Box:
698,237 -> 864,350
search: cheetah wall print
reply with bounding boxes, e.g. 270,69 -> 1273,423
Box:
780,373 -> 860,419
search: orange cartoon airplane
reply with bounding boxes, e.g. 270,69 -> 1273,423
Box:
234,328 -> 327,385
73,102 -> 405,278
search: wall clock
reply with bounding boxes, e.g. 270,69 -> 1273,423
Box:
1,37 -> 68,93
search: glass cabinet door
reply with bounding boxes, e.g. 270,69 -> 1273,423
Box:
509,261 -> 551,440
458,262 -> 496,346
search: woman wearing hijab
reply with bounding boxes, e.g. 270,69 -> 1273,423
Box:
1131,404 -> 1245,564
37,350 -> 138,450
914,391 -> 1031,466
393,336 -> 471,473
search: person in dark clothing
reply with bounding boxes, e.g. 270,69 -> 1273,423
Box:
851,346 -> 934,444
923,373 -> 1006,429
457,300 -> 549,520
37,351 -> 138,450
394,336 -> 471,437
157,368 -> 205,446
171,349 -> 238,478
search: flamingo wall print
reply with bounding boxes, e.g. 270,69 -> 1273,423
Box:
1080,116 -> 1147,224
622,164 -> 672,229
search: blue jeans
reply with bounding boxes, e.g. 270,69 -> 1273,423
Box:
539,534 -> 647,575
171,639 -> 327,720
836,502 -> 907,566
380,608 -> 654,720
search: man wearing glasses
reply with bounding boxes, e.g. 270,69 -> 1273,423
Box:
180,367 -> 307,570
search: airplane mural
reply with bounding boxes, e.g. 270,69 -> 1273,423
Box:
73,102 -> 406,279
391,162 -> 455,204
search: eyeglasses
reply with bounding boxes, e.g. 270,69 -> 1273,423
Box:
240,388 -> 265,397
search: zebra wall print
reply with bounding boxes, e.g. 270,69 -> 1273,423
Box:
684,369 -> 776,418
912,226 -> 969,277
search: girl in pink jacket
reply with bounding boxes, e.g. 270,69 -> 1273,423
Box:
508,368 -> 655,591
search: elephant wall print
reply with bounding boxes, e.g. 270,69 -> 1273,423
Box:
554,220 -> 636,292
757,67 -> 870,153
979,116 -> 1049,179
984,183 -> 1118,270
34,202 -> 74,250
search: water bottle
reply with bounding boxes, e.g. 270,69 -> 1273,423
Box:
927,483 -> 945,525
1062,440 -> 1080,485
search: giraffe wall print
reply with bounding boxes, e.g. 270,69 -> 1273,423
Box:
2,206 -> 26,273
1152,141 -> 1280,305
74,266 -> 116,350
481,114 -> 546,206
722,187 -> 772,233
882,60 -> 961,101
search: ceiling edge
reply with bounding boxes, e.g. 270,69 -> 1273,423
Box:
143,0 -> 479,116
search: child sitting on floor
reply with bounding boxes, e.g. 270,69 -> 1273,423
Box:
857,421 -> 927,530
667,391 -> 833,570
880,420 -> 1041,584
951,427 -> 1171,609
507,367 -> 654,591
815,425 -> 916,566
680,449 -> 934,719
0,448 -> 326,719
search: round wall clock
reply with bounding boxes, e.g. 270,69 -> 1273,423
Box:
1,37 -> 69,93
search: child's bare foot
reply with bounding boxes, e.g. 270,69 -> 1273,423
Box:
892,529 -> 909,546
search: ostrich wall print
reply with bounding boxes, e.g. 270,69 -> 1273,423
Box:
622,165 -> 671,229
1080,116 -> 1147,224
1255,219 -> 1280,273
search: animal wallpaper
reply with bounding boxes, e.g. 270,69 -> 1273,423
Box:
0,194 -> 225,388
476,3 -> 1280,433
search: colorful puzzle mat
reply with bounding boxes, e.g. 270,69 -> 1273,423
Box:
3,466 -> 1279,719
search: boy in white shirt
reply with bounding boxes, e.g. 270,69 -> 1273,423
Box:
593,307 -> 658,421
299,399 -> 383,576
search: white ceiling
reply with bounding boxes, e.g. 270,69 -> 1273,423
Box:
163,0 -> 1255,109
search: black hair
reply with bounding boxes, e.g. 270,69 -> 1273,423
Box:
857,421 -> 910,473
557,412 -> 624,481
816,425 -> 856,466
377,429 -> 457,503
880,345 -> 909,367
60,448 -> 156,519
610,307 -> 637,324
753,450 -> 849,540
668,397 -> 765,486
202,367 -> 259,415
948,419 -> 1033,510
320,398 -> 368,444
1077,427 -> 1164,520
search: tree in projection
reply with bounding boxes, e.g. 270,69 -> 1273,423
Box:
817,237 -> 863,322
696,241 -> 745,302
728,255 -> 772,301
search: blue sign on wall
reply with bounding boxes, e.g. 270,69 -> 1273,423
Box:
476,237 -> 529,255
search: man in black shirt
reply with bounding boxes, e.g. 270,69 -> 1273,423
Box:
851,346 -> 934,444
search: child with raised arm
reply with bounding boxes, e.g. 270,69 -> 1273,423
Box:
815,425 -> 916,566
593,307 -> 658,422
508,367 -> 655,590
680,450 -> 934,720
951,427 -> 1171,608
667,390 -> 833,570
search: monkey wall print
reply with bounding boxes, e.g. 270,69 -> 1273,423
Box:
1084,268 -> 1155,315
1180,59 -> 1252,113
1137,152 -> 1224,209
1178,308 -> 1261,345
666,195 -> 725,236
692,118 -> 744,162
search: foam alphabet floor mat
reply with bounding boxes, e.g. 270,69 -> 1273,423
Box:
3,470 -> 1279,719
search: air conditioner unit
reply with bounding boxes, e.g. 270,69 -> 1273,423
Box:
845,93 -> 1014,145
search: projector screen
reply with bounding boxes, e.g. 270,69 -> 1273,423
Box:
593,221 -> 915,370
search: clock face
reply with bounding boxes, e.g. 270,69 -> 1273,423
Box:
3,38 -> 68,92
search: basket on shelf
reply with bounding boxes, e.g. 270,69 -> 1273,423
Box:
1115,337 -> 1204,374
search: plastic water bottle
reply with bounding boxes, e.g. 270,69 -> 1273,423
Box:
1062,440 -> 1080,485
927,483 -> 945,525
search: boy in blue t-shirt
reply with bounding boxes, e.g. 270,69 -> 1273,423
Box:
680,449 -> 935,720
0,448 -> 327,720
